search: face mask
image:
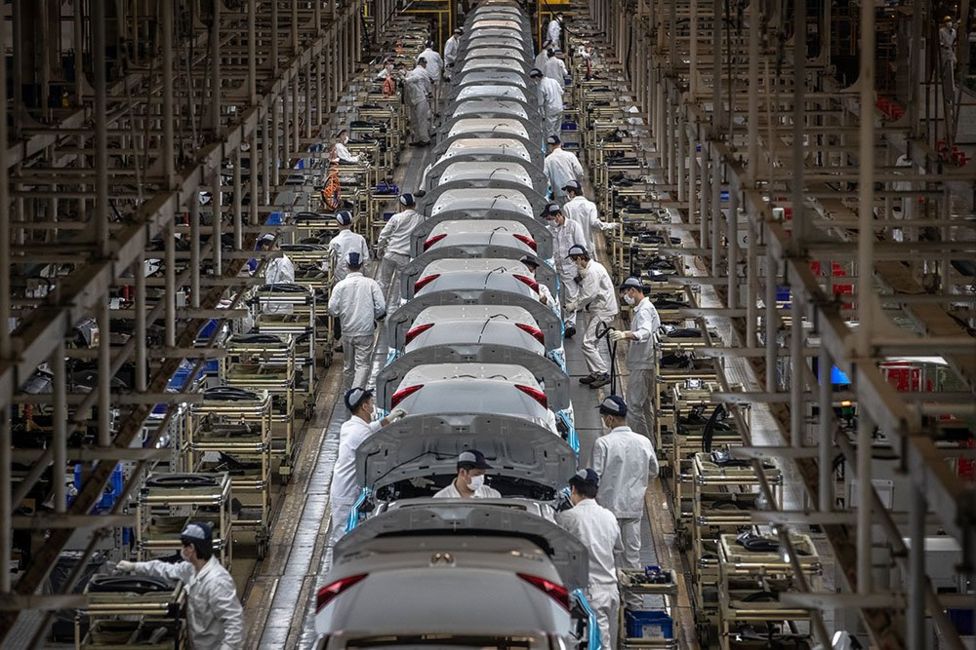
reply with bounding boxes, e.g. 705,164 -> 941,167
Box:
623,293 -> 636,306
576,263 -> 588,274
468,474 -> 485,491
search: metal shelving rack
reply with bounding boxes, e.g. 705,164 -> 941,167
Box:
76,579 -> 187,649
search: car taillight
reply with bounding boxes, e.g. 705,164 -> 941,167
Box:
518,573 -> 569,610
423,233 -> 447,250
513,274 -> 540,293
515,384 -> 548,409
405,323 -> 435,344
512,234 -> 537,251
391,384 -> 424,408
414,274 -> 441,292
315,574 -> 367,612
515,322 -> 545,344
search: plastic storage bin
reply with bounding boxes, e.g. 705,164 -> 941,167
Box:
625,610 -> 674,639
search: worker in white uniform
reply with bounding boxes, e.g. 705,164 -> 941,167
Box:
544,49 -> 569,84
555,468 -> 622,650
418,42 -> 443,108
404,58 -> 432,146
544,135 -> 584,204
519,255 -> 557,314
541,202 -> 585,337
565,244 -> 618,389
609,277 -> 662,440
562,180 -> 616,252
433,450 -> 502,499
591,394 -> 659,609
547,12 -> 563,50
328,252 -> 386,392
377,193 -> 424,310
328,210 -> 369,282
940,16 -> 958,93
117,523 -> 244,650
330,129 -> 365,165
329,387 -> 407,544
533,42 -> 552,74
257,234 -> 296,314
443,28 -> 463,77
530,67 -> 564,140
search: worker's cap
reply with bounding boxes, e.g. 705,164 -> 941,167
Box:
546,135 -> 561,145
519,254 -> 540,269
417,56 -> 427,65
458,449 -> 492,470
619,276 -> 646,292
540,202 -> 561,218
344,386 -> 374,411
454,27 -> 463,34
562,179 -> 582,192
335,210 -> 353,226
944,15 -> 952,21
347,252 -> 363,268
566,244 -> 589,258
569,468 -> 600,488
399,193 -> 415,207
529,68 -> 544,78
597,394 -> 628,417
258,233 -> 276,244
180,522 -> 212,544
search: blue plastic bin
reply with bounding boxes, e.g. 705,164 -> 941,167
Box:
624,611 -> 674,639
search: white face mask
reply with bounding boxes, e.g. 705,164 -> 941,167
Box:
467,474 -> 485,491
623,293 -> 636,306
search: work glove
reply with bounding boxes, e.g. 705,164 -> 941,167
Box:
617,569 -> 629,584
608,330 -> 627,343
388,407 -> 408,422
116,560 -> 137,573
564,300 -> 578,313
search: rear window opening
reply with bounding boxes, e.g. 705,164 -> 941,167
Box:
374,475 -> 556,503
342,634 -> 543,649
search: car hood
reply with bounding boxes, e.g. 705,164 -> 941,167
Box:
355,413 -> 576,497
375,343 -> 569,410
334,500 -> 589,591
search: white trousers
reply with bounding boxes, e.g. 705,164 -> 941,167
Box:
377,252 -> 410,311
329,501 -> 353,546
544,111 -> 562,139
617,517 -> 644,610
342,334 -> 374,392
559,270 -> 580,327
625,367 -> 656,440
581,312 -> 612,374
587,583 -> 620,650
407,99 -> 431,143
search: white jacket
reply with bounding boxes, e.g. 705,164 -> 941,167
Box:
537,76 -> 564,115
593,425 -> 659,518
433,480 -> 502,499
576,260 -> 618,317
562,196 -> 612,252
551,218 -> 586,278
544,148 -> 584,198
331,141 -> 360,164
132,557 -> 243,650
547,19 -> 562,46
419,48 -> 443,80
330,414 -> 383,505
404,66 -> 432,104
625,297 -> 660,370
262,255 -> 296,314
378,208 -> 424,256
556,499 -> 622,586
544,56 -> 568,83
328,272 -> 386,337
534,49 -> 550,72
443,36 -> 460,67
328,229 -> 370,281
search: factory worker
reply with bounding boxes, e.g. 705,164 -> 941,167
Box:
329,387 -> 407,544
534,42 -> 552,73
565,244 -> 618,389
544,49 -> 569,83
117,523 -> 244,650
433,450 -> 502,499
418,41 -> 443,106
519,255 -> 557,312
330,129 -> 364,164
257,234 -> 295,314
591,394 -> 659,608
530,67 -> 564,140
328,252 -> 386,392
443,28 -> 463,72
555,468 -> 622,650
377,193 -> 424,310
544,135 -> 584,203
404,58 -> 432,146
328,210 -> 369,282
541,202 -> 585,337
547,12 -> 564,49
562,180 -> 616,252
609,277 -> 662,440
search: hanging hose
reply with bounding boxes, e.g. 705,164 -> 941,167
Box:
594,320 -> 620,395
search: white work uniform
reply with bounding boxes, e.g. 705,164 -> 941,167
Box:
537,281 -> 558,314
544,148 -> 584,202
328,229 -> 370,282
377,208 -> 424,309
404,66 -> 432,143
331,140 -> 361,164
262,254 -> 296,314
544,56 -> 568,84
623,297 -> 661,440
534,49 -> 550,72
547,19 -> 562,48
593,425 -> 658,607
557,499 -> 622,650
328,272 -> 386,391
329,414 -> 382,544
551,218 -> 586,327
419,48 -> 444,106
131,557 -> 244,650
433,479 -> 502,499
537,76 -> 565,139
940,24 -> 957,64
563,195 -> 613,252
576,260 -> 619,375
443,36 -> 460,69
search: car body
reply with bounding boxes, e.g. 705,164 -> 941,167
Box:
455,83 -> 529,103
454,69 -> 528,88
428,188 -> 536,217
451,99 -> 529,119
421,231 -> 538,256
436,160 -> 535,187
404,318 -> 546,356
413,269 -> 541,301
446,117 -> 531,139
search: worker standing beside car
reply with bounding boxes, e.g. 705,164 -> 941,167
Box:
556,468 -> 622,650
609,277 -> 662,440
403,58 -> 432,146
561,180 -> 616,252
565,245 -> 619,389
433,450 -> 502,498
519,255 -> 557,313
377,193 -> 424,310
591,395 -> 659,609
329,387 -> 407,544
328,252 -> 386,392
543,135 -> 584,204
547,12 -> 564,50
530,67 -> 564,141
328,210 -> 369,283
541,202 -> 585,338
116,523 -> 244,650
